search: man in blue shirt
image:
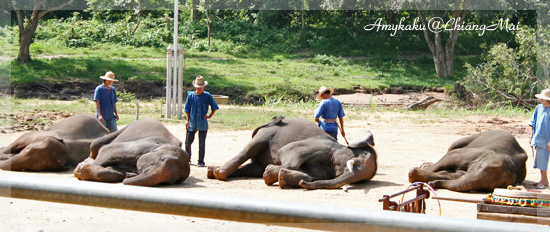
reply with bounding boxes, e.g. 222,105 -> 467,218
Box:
314,86 -> 345,140
184,76 -> 219,167
530,88 -> 550,189
93,71 -> 119,132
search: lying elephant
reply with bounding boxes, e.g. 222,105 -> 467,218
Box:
73,118 -> 189,186
0,114 -> 109,171
409,129 -> 527,192
208,116 -> 377,190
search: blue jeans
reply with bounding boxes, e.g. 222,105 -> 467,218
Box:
102,119 -> 118,133
185,130 -> 207,164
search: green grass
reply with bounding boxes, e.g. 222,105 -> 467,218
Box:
8,47 -> 472,104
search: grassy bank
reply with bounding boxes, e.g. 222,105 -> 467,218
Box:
7,43 -> 477,103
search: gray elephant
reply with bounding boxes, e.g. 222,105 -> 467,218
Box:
409,129 -> 527,192
208,116 -> 377,190
0,114 -> 109,171
73,118 -> 189,186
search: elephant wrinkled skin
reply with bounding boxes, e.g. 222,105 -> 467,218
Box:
74,118 -> 189,186
409,129 -> 527,192
208,116 -> 377,190
0,114 -> 109,171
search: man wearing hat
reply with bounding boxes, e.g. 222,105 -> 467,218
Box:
94,71 -> 119,132
184,76 -> 219,167
314,86 -> 345,140
529,88 -> 550,189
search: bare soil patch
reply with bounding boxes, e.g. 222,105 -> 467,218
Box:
0,107 -> 541,232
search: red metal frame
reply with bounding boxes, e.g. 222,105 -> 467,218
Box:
379,183 -> 430,213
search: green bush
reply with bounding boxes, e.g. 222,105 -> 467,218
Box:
463,26 -> 540,107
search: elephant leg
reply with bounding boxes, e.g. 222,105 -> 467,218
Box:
278,168 -> 315,189
74,159 -> 126,182
230,162 -> 266,178
89,128 -> 126,159
432,156 -> 516,192
214,140 -> 269,180
208,163 -> 266,180
277,138 -> 329,170
0,153 -> 67,171
409,167 -> 466,183
263,164 -> 282,185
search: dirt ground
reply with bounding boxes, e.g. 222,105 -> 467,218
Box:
0,104 -> 544,232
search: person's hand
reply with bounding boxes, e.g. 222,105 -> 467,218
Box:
547,141 -> 550,152
204,115 -> 212,119
185,121 -> 189,129
315,118 -> 319,122
116,115 -> 119,121
341,130 -> 345,137
98,115 -> 104,123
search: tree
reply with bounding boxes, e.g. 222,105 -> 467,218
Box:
9,0 -> 75,64
416,0 -> 468,78
462,26 -> 542,107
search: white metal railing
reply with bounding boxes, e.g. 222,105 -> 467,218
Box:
0,173 -> 547,232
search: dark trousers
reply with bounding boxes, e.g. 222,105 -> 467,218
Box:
326,130 -> 338,140
185,130 -> 207,164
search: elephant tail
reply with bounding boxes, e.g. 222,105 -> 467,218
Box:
251,116 -> 285,138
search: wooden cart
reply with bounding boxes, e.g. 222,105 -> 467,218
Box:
478,188 -> 550,225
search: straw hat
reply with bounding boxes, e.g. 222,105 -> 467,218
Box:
535,89 -> 550,101
99,71 -> 118,82
192,76 -> 208,88
317,86 -> 334,100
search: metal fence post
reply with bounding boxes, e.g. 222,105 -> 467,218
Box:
177,46 -> 184,119
166,44 -> 173,118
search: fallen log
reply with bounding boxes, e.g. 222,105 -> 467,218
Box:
404,96 -> 442,110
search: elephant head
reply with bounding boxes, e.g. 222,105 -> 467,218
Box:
0,136 -> 68,171
122,145 -> 190,186
299,131 -> 377,189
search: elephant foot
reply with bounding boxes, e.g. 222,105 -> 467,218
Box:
278,168 -> 300,189
73,161 -> 97,181
213,168 -> 228,181
408,167 -> 425,183
263,164 -> 281,185
207,166 -> 219,179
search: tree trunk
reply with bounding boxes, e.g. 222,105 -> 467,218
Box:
14,0 -> 74,64
16,9 -> 40,64
131,10 -> 141,36
205,10 -> 210,46
192,0 -> 199,21
300,5 -> 305,42
18,30 -> 34,63
417,0 -> 469,79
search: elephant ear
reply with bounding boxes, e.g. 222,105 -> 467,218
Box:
348,131 -> 375,148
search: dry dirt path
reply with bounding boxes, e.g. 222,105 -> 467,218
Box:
0,112 -> 543,232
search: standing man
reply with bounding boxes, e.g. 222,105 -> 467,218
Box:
94,71 -> 119,133
529,88 -> 550,189
184,76 -> 219,167
314,86 -> 345,140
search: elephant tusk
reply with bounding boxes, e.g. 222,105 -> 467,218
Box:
342,184 -> 350,192
346,159 -> 355,173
